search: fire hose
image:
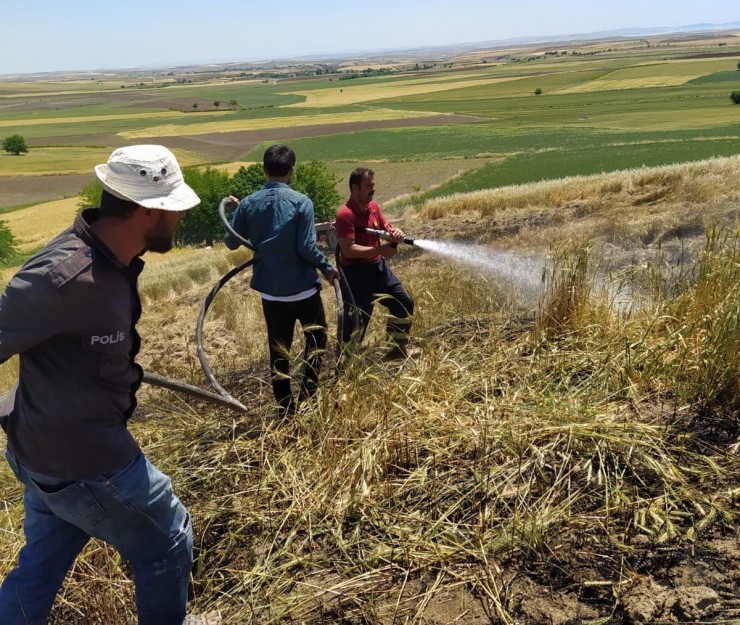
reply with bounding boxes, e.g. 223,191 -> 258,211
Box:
143,202 -> 413,413
189,197 -> 344,412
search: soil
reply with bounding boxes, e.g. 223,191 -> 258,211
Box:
503,532 -> 740,624
0,173 -> 95,209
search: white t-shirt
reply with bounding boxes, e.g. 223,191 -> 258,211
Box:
260,287 -> 317,302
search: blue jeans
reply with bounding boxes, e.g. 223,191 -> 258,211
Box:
0,448 -> 192,625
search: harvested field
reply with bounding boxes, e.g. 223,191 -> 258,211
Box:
0,115 -> 487,210
327,158 -> 503,206
284,73 -> 529,107
25,134 -> 129,148
1,197 -> 79,252
0,173 -> 93,210
128,114 -> 485,161
120,109 -> 452,139
0,110 -> 186,130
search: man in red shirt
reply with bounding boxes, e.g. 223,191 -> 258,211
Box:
335,167 -> 414,358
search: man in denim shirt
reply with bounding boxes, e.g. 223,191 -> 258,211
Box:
225,145 -> 338,417
0,145 -> 208,624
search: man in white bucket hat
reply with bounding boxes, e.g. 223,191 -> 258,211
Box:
0,145 -> 217,624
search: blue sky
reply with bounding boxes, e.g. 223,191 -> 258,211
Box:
2,0 -> 737,75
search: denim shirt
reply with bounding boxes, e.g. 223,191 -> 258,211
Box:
225,182 -> 334,296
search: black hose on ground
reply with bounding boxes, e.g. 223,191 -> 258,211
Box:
334,250 -> 361,355
142,371 -> 248,413
192,197 -> 350,404
139,200 -> 253,414
195,255 -> 254,407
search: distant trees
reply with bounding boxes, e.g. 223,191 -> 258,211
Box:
213,100 -> 221,108
534,88 -> 543,96
2,134 -> 28,155
731,91 -> 740,105
229,160 -> 339,223
737,60 -> 740,71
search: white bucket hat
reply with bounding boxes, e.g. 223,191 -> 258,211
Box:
95,145 -> 200,211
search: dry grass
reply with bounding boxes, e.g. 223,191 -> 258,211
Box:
283,74 -> 528,108
416,155 -> 740,252
0,110 -> 184,131
1,197 -> 79,253
0,157 -> 738,623
419,155 -> 740,221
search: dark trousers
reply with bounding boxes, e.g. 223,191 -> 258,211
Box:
262,292 -> 327,413
340,258 -> 414,345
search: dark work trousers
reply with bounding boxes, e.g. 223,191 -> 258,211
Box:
340,258 -> 414,346
261,291 -> 327,414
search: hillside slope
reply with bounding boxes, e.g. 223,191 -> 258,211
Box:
0,157 -> 738,624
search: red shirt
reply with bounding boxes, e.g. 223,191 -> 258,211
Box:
335,200 -> 392,265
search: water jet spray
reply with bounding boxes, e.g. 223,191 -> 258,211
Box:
364,225 -> 543,296
413,238 -> 545,299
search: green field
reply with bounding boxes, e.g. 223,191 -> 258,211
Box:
1,34 -> 740,208
261,123 -> 740,197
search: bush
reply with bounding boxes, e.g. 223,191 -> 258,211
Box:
291,160 -> 341,222
75,158 -> 340,247
2,134 -> 28,155
730,91 -> 740,104
77,179 -> 103,211
229,161 -> 340,223
0,220 -> 17,264
229,164 -> 266,199
179,166 -> 231,246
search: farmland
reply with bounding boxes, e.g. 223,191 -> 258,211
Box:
0,29 -> 739,625
2,30 -> 740,210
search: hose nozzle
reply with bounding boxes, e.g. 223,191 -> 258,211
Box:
364,227 -> 415,246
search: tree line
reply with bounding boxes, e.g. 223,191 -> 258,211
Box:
78,160 -> 341,247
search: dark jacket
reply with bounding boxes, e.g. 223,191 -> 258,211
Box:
0,209 -> 143,480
